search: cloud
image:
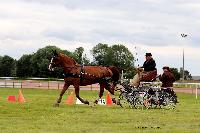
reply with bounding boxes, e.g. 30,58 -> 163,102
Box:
0,0 -> 200,75
1,0 -> 199,46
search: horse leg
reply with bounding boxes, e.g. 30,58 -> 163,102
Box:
54,83 -> 70,107
105,82 -> 115,95
110,81 -> 118,94
106,82 -> 118,104
74,85 -> 89,105
94,84 -> 105,104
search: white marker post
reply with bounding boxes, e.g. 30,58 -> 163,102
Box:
196,85 -> 198,100
76,98 -> 84,104
98,99 -> 106,105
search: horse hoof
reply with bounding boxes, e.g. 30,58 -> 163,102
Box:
85,101 -> 89,105
94,100 -> 98,104
90,104 -> 95,108
112,98 -> 116,104
53,103 -> 60,107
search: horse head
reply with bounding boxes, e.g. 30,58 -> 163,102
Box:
48,50 -> 59,71
48,50 -> 78,71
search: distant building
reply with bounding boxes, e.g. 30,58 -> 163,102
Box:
192,76 -> 200,80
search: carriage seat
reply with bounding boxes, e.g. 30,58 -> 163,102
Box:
139,70 -> 158,87
140,70 -> 157,82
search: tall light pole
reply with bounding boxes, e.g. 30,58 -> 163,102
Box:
182,48 -> 185,81
181,33 -> 187,81
134,46 -> 139,67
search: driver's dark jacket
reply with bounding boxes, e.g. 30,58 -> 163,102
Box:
142,58 -> 156,72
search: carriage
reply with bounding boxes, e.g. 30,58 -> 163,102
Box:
48,51 -> 177,109
116,81 -> 178,109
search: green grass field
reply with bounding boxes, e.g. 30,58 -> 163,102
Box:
0,88 -> 200,133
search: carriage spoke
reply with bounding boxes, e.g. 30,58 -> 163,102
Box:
160,94 -> 176,109
118,92 -> 131,108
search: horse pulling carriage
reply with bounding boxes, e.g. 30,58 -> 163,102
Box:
116,81 -> 178,109
48,51 -> 177,109
48,51 -> 120,106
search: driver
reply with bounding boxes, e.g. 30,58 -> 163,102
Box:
130,53 -> 157,87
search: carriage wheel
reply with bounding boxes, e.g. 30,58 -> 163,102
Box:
133,92 -> 146,109
133,97 -> 145,109
118,92 -> 131,108
160,96 -> 176,109
144,97 -> 159,109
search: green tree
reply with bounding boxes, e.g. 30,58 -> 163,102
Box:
170,68 -> 180,81
72,47 -> 90,65
82,54 -> 90,65
180,68 -> 192,80
109,44 -> 135,79
110,44 -> 134,69
91,43 -> 135,79
123,67 -> 137,79
91,43 -> 110,65
73,47 -> 84,64
30,45 -> 64,77
16,54 -> 33,77
0,55 -> 15,77
63,50 -> 74,58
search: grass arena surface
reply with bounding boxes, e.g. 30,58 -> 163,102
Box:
0,88 -> 200,133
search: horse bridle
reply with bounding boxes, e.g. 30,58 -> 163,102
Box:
49,56 -> 60,71
48,56 -> 78,71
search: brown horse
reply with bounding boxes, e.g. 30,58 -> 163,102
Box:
48,51 -> 120,106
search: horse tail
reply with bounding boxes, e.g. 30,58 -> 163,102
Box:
105,66 -> 120,95
108,66 -> 120,83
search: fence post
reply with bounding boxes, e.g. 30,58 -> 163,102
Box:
91,84 -> 92,91
13,82 -> 14,88
48,81 -> 49,90
21,80 -> 22,88
5,80 -> 6,88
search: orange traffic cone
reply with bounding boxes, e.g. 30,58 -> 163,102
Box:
18,89 -> 25,103
106,92 -> 113,106
66,91 -> 75,105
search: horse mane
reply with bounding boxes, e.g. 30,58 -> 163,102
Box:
59,53 -> 79,66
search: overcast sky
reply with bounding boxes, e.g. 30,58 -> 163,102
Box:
0,0 -> 200,75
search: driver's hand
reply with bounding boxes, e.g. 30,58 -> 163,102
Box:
137,67 -> 144,72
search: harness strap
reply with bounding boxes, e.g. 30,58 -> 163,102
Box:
63,66 -> 112,84
63,73 -> 81,78
80,65 -> 84,85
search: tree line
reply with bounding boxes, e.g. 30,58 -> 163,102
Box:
0,43 -> 192,80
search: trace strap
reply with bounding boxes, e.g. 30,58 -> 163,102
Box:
62,66 -> 112,84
